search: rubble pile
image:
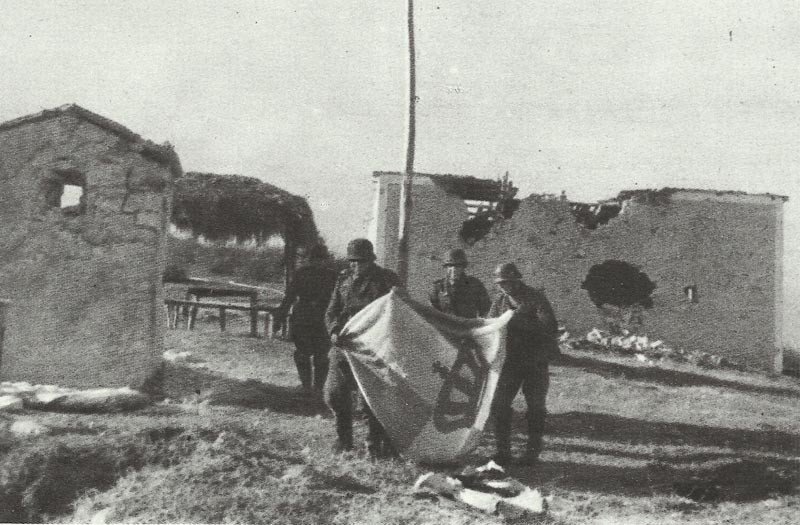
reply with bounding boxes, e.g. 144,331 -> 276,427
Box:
561,328 -> 744,371
163,349 -> 207,367
0,381 -> 150,413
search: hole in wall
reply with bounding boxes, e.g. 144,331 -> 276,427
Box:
61,184 -> 83,208
570,202 -> 622,229
459,199 -> 520,245
581,259 -> 656,309
43,170 -> 86,215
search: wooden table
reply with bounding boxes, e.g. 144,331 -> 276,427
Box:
186,285 -> 261,337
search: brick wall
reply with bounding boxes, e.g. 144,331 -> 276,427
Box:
375,173 -> 785,372
0,113 -> 172,388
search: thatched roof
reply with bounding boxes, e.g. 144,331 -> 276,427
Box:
171,172 -> 319,246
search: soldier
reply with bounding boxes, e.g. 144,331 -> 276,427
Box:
488,262 -> 560,466
273,244 -> 338,394
324,238 -> 401,457
429,248 -> 490,318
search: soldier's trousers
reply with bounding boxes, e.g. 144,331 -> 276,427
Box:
491,361 -> 550,457
292,331 -> 330,392
324,347 -> 391,452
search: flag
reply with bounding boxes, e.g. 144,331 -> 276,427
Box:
339,288 -> 512,463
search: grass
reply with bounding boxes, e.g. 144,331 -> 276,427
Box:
1,311 -> 798,523
165,235 -> 286,285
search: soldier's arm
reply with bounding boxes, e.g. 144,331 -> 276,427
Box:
387,268 -> 402,289
323,268 -> 338,300
429,281 -> 441,310
475,279 -> 492,317
516,290 -> 557,336
325,275 -> 345,336
534,292 -> 559,336
487,295 -> 502,318
274,271 -> 300,322
377,267 -> 402,294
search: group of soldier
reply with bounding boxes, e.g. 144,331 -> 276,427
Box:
274,238 -> 559,467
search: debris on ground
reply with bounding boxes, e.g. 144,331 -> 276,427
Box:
9,419 -> 49,437
0,382 -> 150,413
413,461 -> 548,519
163,349 -> 207,367
0,394 -> 24,412
562,328 -> 744,371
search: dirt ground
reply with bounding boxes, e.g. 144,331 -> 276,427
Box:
1,310 -> 799,523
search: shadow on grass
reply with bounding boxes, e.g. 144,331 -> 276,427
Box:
547,411 -> 800,455
488,410 -> 800,502
160,362 -> 329,417
308,469 -> 377,495
511,456 -> 799,502
549,442 -> 743,464
556,353 -> 800,399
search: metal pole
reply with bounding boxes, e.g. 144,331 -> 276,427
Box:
397,0 -> 416,285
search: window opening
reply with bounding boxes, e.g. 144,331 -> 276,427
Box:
43,170 -> 86,215
61,184 -> 83,208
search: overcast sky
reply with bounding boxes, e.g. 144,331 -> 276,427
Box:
2,1 -> 798,339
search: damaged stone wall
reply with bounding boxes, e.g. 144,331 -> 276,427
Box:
0,108 -> 177,388
374,172 -> 785,372
372,173 -> 471,300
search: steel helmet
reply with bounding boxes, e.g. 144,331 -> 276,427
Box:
493,262 -> 522,283
346,238 -> 375,261
443,248 -> 468,267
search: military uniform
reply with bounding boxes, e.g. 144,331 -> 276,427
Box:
489,281 -> 559,464
324,261 -> 400,454
429,275 -> 491,318
274,263 -> 338,392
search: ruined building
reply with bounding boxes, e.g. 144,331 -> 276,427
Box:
371,171 -> 787,372
0,105 -> 181,388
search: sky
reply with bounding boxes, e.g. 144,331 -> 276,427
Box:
2,1 -> 798,340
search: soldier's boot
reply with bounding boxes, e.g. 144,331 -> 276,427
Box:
379,438 -> 400,460
521,404 -> 546,465
365,438 -> 399,460
312,353 -> 330,395
365,412 -> 386,460
492,436 -> 512,467
333,414 -> 353,453
492,410 -> 513,467
519,434 -> 543,466
294,352 -> 312,391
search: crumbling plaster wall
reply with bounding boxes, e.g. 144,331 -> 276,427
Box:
390,181 -> 783,371
373,174 -> 472,300
0,114 -> 172,388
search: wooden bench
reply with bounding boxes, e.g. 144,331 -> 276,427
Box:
164,299 -> 284,338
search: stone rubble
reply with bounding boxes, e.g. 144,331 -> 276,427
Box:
562,328 -> 743,370
9,419 -> 49,437
0,381 -> 150,413
163,349 -> 207,367
0,395 -> 24,412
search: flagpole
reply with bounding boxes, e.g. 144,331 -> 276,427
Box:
397,0 -> 416,285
